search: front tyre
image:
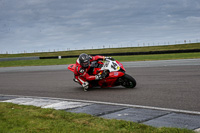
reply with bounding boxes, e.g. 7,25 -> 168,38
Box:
121,74 -> 136,88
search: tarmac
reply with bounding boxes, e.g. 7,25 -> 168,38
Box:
0,58 -> 200,73
1,59 -> 200,131
1,94 -> 200,131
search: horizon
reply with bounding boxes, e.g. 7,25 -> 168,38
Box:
1,0 -> 200,54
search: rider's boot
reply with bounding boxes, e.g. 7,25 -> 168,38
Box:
73,78 -> 81,85
82,82 -> 89,91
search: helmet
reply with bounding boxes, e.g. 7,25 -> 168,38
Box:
79,53 -> 90,68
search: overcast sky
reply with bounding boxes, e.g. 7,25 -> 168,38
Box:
0,0 -> 200,53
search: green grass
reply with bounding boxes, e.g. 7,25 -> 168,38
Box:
114,52 -> 200,62
0,43 -> 200,67
0,43 -> 200,58
0,57 -> 77,67
0,102 -> 194,133
0,52 -> 200,67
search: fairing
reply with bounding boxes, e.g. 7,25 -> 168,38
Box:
68,64 -> 75,72
98,71 -> 125,88
116,60 -> 126,71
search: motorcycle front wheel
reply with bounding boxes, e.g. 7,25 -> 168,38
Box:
121,74 -> 136,88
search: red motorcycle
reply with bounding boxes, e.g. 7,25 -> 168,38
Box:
68,58 -> 136,89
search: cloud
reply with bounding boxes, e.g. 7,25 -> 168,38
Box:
0,0 -> 200,53
186,16 -> 200,23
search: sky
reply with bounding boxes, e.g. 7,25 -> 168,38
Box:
0,0 -> 200,53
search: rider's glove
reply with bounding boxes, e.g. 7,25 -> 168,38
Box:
95,71 -> 106,80
105,57 -> 115,61
95,73 -> 103,80
101,71 -> 107,78
89,55 -> 92,59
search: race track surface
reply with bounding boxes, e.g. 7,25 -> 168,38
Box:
0,59 -> 200,112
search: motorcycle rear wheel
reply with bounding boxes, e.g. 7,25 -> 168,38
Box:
121,74 -> 136,88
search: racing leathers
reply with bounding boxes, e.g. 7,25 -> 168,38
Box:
74,55 -> 105,91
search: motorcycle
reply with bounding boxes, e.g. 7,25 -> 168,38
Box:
68,58 -> 136,89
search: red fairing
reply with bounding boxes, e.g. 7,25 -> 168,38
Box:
98,78 -> 117,88
116,60 -> 126,71
98,72 -> 125,87
68,64 -> 75,72
109,71 -> 125,78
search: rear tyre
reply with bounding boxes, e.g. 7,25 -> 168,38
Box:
121,74 -> 136,88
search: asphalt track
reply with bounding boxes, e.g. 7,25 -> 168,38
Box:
0,59 -> 200,112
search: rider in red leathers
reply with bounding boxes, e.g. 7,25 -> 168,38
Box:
74,53 -> 111,91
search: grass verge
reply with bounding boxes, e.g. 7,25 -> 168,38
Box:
0,102 -> 194,133
0,52 -> 200,67
0,43 -> 200,58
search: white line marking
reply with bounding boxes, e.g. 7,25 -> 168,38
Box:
1,96 -> 91,110
1,94 -> 200,115
20,99 -> 61,107
2,98 -> 34,104
43,101 -> 91,110
195,128 -> 200,133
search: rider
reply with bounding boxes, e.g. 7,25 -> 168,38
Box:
74,53 -> 112,91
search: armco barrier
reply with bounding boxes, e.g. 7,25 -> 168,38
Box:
0,57 -> 40,62
1,49 -> 199,61
40,49 -> 200,59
